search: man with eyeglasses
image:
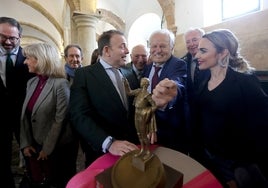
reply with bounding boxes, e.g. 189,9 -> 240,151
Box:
0,16 -> 34,188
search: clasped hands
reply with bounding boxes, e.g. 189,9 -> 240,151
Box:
23,146 -> 48,160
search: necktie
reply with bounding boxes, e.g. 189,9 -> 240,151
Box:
111,68 -> 128,110
190,60 -> 196,82
193,62 -> 200,85
6,53 -> 14,87
151,66 -> 161,92
136,71 -> 142,81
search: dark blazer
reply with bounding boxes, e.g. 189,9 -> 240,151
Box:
181,52 -> 210,105
0,47 -> 34,133
144,55 -> 187,96
0,47 -> 34,188
120,62 -> 140,89
143,55 -> 188,153
69,62 -> 138,152
193,68 -> 268,167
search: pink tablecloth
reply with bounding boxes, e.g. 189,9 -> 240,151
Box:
183,170 -> 222,188
66,148 -> 223,188
66,153 -> 119,188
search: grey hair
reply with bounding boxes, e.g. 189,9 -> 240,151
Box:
184,27 -> 205,40
23,43 -> 66,78
149,28 -> 175,48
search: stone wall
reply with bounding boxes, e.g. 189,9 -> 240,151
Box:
174,9 -> 268,71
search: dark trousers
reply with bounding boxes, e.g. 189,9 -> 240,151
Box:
23,140 -> 79,188
0,128 -> 15,188
53,140 -> 79,187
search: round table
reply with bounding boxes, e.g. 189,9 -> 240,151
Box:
66,146 -> 223,188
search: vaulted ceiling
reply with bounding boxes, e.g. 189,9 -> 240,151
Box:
1,0 -> 175,53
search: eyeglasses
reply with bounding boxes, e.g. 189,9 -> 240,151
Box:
0,33 -> 20,43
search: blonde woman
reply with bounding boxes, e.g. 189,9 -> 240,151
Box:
20,43 -> 77,188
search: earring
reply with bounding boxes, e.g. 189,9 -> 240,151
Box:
218,56 -> 229,68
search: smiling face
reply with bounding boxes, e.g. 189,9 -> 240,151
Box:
130,45 -> 148,71
185,30 -> 203,57
65,47 -> 83,69
195,38 -> 220,70
149,33 -> 173,65
105,34 -> 129,68
0,23 -> 20,52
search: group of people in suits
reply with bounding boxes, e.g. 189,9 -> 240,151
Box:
0,17 -> 77,188
69,29 -> 187,160
2,15 -> 268,188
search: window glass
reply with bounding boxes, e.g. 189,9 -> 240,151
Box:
222,0 -> 260,20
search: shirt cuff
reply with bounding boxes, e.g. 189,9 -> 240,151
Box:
102,136 -> 114,153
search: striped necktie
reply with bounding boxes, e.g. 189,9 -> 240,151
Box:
111,68 -> 128,110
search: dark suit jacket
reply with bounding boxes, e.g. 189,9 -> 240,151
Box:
193,68 -> 268,166
69,62 -> 138,152
181,52 -> 210,105
143,55 -> 188,153
120,62 -> 140,89
0,47 -> 34,133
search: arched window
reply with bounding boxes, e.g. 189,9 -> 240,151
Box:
128,13 -> 161,53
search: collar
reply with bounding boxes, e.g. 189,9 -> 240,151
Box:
38,75 -> 49,82
0,46 -> 19,56
99,57 -> 113,70
152,62 -> 164,68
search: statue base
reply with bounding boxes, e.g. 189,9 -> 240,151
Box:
112,150 -> 166,188
131,150 -> 154,172
95,150 -> 183,188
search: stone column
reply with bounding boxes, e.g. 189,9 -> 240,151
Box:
73,13 -> 99,65
80,0 -> 96,14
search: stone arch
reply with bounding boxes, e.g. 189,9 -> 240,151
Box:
67,0 -> 174,35
21,0 -> 63,36
157,0 -> 177,34
66,1 -> 125,34
96,8 -> 125,32
20,22 -> 61,50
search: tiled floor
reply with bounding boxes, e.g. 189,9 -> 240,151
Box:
12,137 -> 86,188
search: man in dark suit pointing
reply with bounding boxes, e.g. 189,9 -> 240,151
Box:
70,30 -> 179,162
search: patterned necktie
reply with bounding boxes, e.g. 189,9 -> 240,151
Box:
151,66 -> 161,92
111,68 -> 128,110
5,53 -> 14,87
